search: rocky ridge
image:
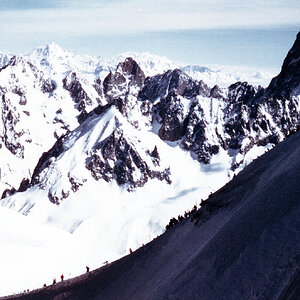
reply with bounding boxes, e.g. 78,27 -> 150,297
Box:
0,34 -> 299,202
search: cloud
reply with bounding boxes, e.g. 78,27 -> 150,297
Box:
0,0 -> 62,10
0,0 -> 299,38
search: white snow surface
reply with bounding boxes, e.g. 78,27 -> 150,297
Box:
0,205 -> 117,296
182,64 -> 277,88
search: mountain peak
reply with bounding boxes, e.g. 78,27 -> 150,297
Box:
283,30 -> 300,68
31,42 -> 66,58
110,52 -> 177,77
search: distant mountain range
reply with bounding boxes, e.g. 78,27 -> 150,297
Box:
0,32 -> 299,296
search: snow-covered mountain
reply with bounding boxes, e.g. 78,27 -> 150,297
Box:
0,43 -> 285,200
0,51 -> 104,197
0,33 -> 299,295
97,51 -> 178,79
182,64 -> 276,88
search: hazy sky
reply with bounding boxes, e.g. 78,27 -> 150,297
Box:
1,0 -> 299,69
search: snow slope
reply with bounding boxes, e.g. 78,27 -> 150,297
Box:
0,205 -> 116,297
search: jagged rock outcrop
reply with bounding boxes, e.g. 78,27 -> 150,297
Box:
137,62 -> 299,166
102,57 -> 150,129
181,100 -> 221,164
139,69 -> 210,103
103,57 -> 145,102
138,69 -> 213,145
0,93 -> 25,158
63,72 -> 104,123
87,124 -> 171,192
156,93 -> 187,141
41,79 -> 56,93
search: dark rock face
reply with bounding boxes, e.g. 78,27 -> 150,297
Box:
227,81 -> 262,105
93,77 -> 103,98
181,101 -> 220,164
0,94 -> 24,158
103,57 -> 145,102
101,58 -> 149,129
138,69 -> 213,148
1,187 -> 17,199
86,124 -> 171,192
48,189 -> 69,205
223,82 -> 263,150
210,85 -> 223,99
31,135 -> 66,185
63,72 -> 102,123
156,93 -> 187,141
41,79 -> 56,93
267,32 -> 300,98
119,57 -> 145,87
18,178 -> 31,192
139,69 -> 210,103
63,72 -> 92,107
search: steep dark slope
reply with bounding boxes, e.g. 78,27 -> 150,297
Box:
4,131 -> 300,300
267,31 -> 300,98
